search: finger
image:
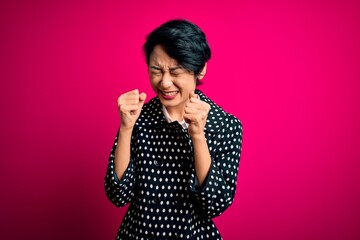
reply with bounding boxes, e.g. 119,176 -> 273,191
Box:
183,113 -> 191,124
190,95 -> 203,104
189,91 -> 197,99
138,92 -> 147,109
119,104 -> 139,113
184,107 -> 198,114
186,103 -> 210,114
118,98 -> 139,108
191,100 -> 210,111
121,89 -> 139,99
185,102 -> 204,110
139,92 -> 147,102
128,89 -> 139,95
124,95 -> 141,101
118,90 -> 139,104
184,113 -> 203,123
185,103 -> 204,112
125,99 -> 141,105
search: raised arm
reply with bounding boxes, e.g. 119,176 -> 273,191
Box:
114,89 -> 146,179
188,111 -> 243,218
104,89 -> 146,207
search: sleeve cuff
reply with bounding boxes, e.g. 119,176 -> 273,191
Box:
189,159 -> 215,193
111,157 -> 134,189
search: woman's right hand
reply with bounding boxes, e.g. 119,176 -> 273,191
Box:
117,89 -> 147,130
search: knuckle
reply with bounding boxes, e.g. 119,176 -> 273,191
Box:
119,105 -> 127,113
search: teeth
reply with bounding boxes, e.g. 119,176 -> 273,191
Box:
162,91 -> 178,96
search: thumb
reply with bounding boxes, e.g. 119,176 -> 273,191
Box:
189,91 -> 197,99
138,92 -> 147,108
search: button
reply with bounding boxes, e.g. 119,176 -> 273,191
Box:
154,156 -> 163,167
149,196 -> 159,205
148,233 -> 155,239
180,156 -> 189,168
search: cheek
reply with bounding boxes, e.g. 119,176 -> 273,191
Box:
176,77 -> 196,92
149,77 -> 158,87
149,80 -> 157,93
183,81 -> 196,93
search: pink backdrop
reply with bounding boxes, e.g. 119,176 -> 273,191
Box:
1,0 -> 359,239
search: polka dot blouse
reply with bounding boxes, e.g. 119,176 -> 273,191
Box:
105,90 -> 243,239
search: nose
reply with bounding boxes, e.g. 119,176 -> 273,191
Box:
160,72 -> 173,89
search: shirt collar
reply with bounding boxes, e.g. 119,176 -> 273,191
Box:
162,105 -> 189,129
161,94 -> 205,129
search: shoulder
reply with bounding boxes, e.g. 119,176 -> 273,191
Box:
196,89 -> 242,133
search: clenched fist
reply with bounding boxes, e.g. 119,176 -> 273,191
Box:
117,89 -> 147,130
184,92 -> 210,138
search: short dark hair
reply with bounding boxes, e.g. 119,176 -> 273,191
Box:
143,19 -> 211,84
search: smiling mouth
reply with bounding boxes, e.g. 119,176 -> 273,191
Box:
160,90 -> 179,96
159,90 -> 179,100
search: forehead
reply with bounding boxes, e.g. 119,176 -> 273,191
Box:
149,45 -> 179,66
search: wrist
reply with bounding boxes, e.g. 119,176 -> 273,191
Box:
119,126 -> 133,136
189,132 -> 206,141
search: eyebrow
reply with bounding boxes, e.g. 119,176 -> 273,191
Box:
150,66 -> 162,70
149,66 -> 183,71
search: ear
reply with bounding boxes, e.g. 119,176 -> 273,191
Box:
198,63 -> 207,80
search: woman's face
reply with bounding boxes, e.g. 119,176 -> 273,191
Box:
148,45 -> 197,115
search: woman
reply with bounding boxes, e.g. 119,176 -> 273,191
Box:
105,19 -> 243,240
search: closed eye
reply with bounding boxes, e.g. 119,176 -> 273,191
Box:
150,66 -> 163,76
169,67 -> 186,76
151,71 -> 162,76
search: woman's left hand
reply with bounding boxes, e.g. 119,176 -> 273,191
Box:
184,92 -> 210,138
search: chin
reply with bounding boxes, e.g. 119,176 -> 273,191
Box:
161,101 -> 178,107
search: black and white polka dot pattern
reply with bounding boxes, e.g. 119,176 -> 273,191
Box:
105,90 -> 243,240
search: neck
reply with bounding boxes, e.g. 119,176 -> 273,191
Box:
166,106 -> 184,121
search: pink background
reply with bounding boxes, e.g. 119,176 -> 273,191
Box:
1,0 -> 359,239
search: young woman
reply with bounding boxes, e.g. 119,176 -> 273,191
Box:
105,19 -> 243,240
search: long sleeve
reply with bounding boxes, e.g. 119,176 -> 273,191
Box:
190,115 -> 243,218
104,129 -> 137,207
